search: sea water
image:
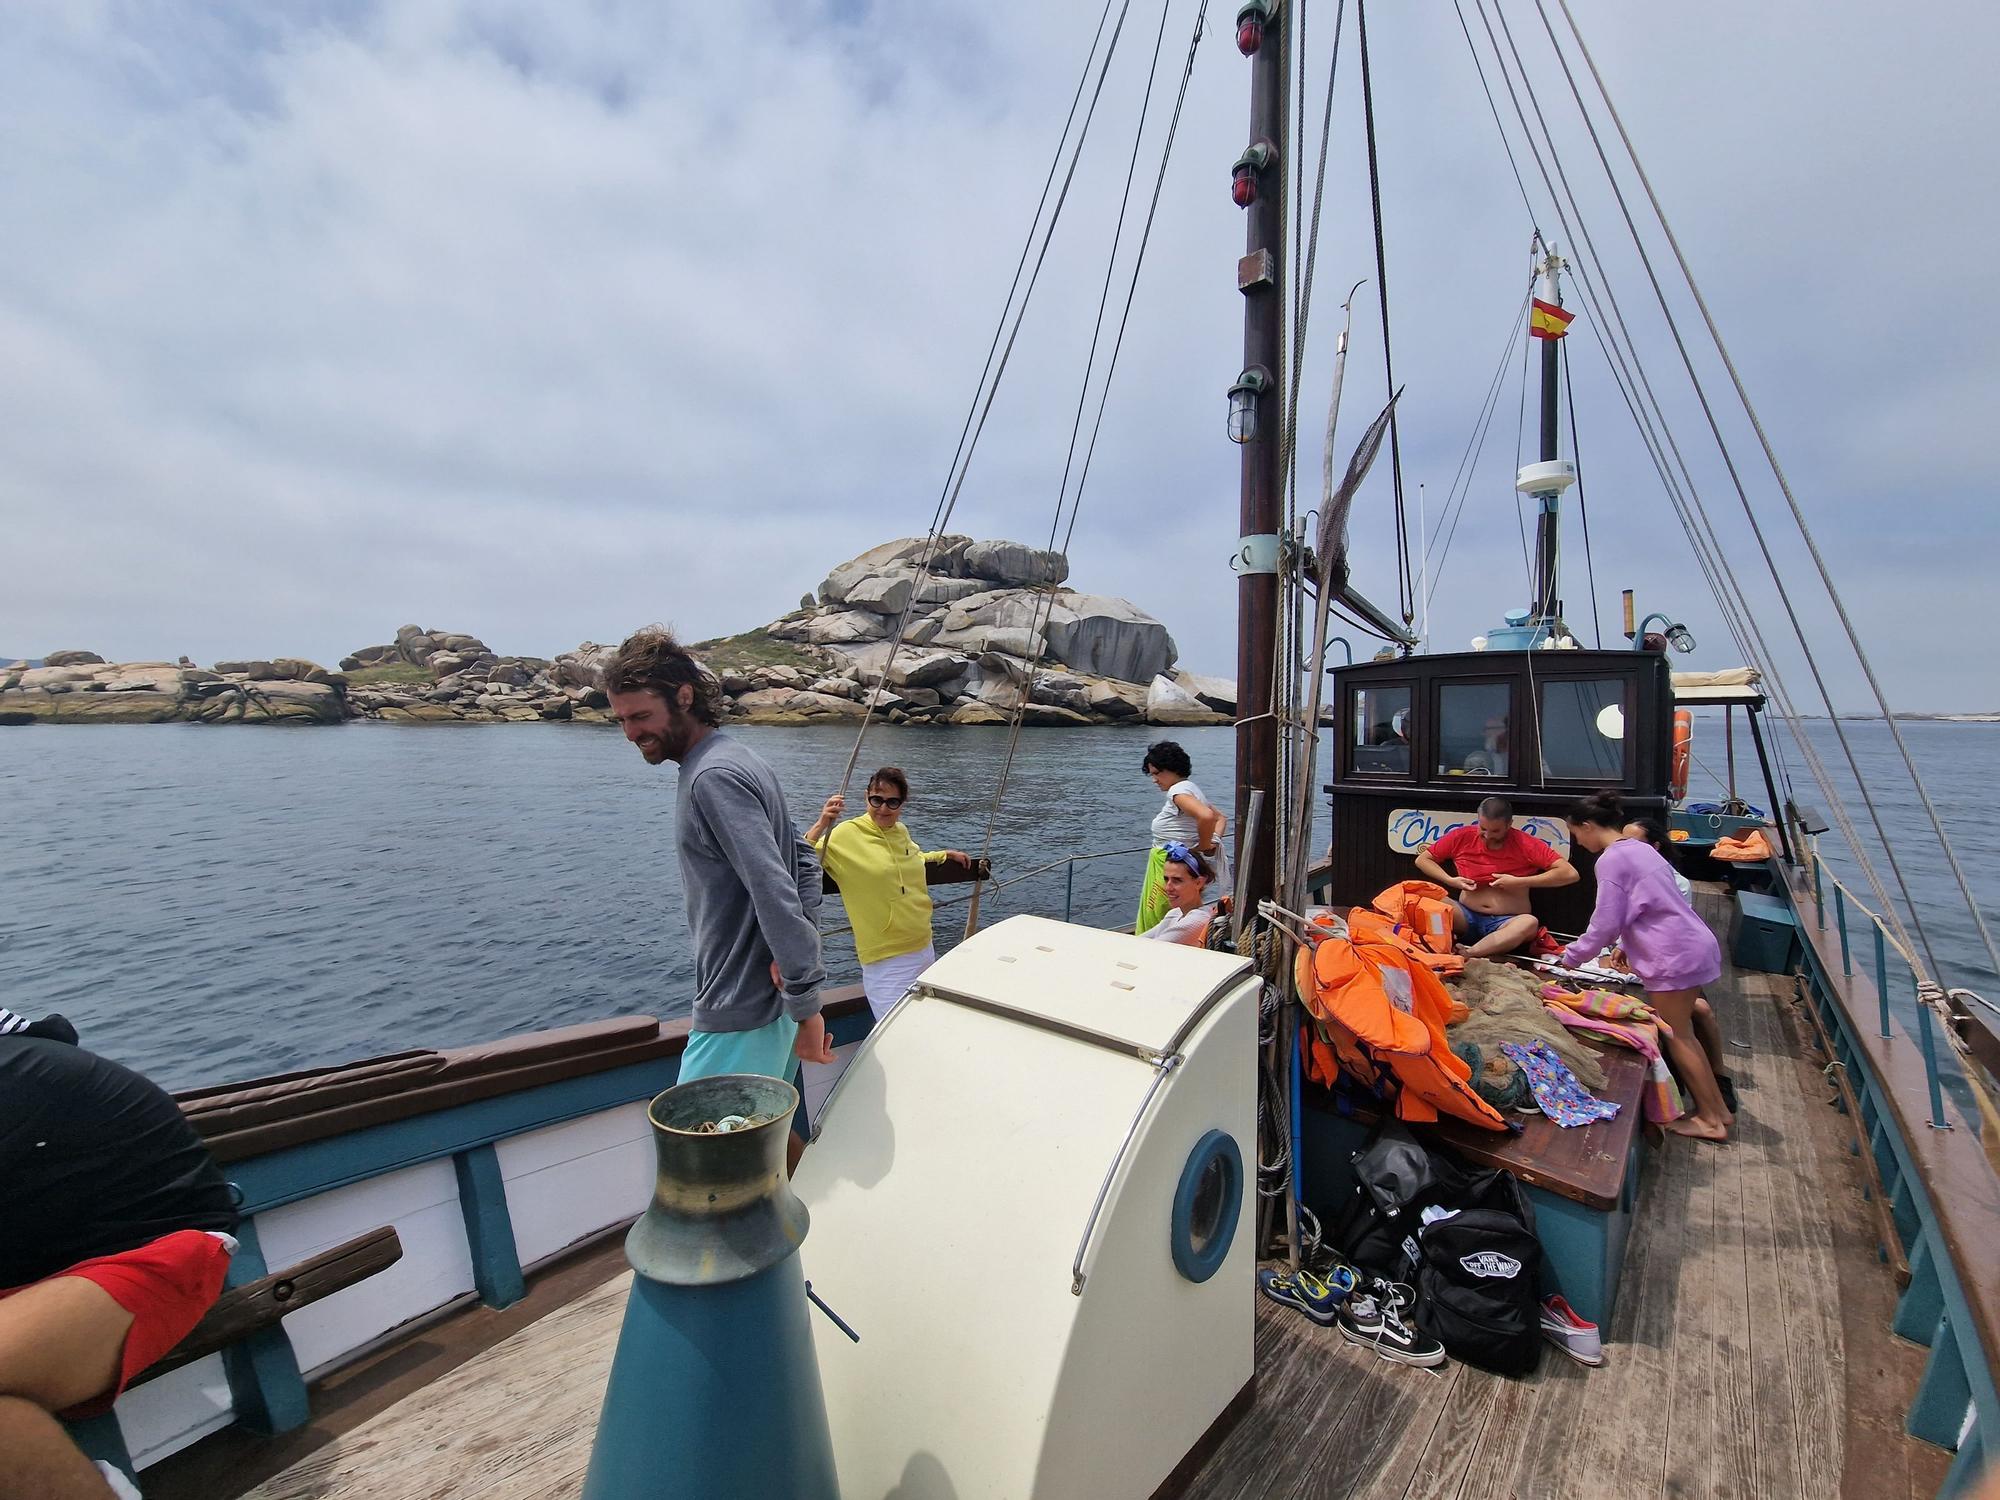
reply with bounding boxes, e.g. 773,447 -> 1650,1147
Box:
0,718 -> 1992,1091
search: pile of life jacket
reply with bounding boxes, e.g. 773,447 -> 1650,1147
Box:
1711,828 -> 1774,862
1293,898 -> 1507,1133
1356,881 -> 1465,978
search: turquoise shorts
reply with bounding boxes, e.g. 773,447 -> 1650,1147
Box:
678,1014 -> 801,1087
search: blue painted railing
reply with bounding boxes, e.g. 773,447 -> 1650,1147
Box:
1788,847 -> 1996,1498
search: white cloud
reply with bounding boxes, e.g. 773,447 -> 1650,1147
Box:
0,0 -> 1993,710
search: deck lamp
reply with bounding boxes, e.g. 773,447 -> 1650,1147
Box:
1235,0 -> 1274,55
1631,611 -> 1696,654
1231,142 -> 1273,207
1226,366 -> 1270,443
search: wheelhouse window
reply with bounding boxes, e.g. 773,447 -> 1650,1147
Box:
1539,677 -> 1629,782
1437,681 -> 1513,779
1348,683 -> 1413,776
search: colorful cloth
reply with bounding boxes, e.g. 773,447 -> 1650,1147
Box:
1541,984 -> 1660,1026
1540,996 -> 1684,1124
1136,844 -> 1172,934
1498,1039 -> 1621,1128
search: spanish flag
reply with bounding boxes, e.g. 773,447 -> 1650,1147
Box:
1530,298 -> 1575,340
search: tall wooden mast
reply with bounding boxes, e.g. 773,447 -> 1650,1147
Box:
1230,0 -> 1289,918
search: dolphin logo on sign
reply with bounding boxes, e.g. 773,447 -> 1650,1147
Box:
1387,809 -> 1570,858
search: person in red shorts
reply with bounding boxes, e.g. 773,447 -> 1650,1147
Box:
0,1013 -> 238,1500
1412,796 -> 1579,958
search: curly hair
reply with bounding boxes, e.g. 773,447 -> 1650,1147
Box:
603,626 -> 723,726
1143,739 -> 1192,778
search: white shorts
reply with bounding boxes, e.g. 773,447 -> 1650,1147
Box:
859,945 -> 936,1023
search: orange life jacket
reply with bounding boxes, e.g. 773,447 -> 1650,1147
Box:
1370,880 -> 1459,954
1349,902 -> 1467,983
1293,935 -> 1506,1132
1712,828 -> 1773,862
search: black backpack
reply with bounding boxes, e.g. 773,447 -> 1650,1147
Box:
1331,1122 -> 1543,1376
1413,1190 -> 1543,1376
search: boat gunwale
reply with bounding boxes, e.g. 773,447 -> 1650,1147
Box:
1779,854 -> 2000,1476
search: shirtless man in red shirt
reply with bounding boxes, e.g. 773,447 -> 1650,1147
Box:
1412,796 -> 1579,958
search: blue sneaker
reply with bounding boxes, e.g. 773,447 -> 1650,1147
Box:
1256,1264 -> 1357,1326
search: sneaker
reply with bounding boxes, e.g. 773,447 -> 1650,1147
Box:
1337,1281 -> 1447,1367
1257,1264 -> 1356,1326
1539,1294 -> 1604,1366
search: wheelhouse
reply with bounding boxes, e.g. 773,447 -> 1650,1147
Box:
1322,648 -> 1674,931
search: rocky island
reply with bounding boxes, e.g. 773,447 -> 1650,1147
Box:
0,537 -> 1235,729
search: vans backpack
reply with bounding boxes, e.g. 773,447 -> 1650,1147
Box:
1413,1187 -> 1543,1376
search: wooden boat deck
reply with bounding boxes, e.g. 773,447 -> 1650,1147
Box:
164,889 -> 1950,1500
1181,889 -> 1949,1500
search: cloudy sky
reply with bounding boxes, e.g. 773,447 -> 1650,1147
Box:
1,0 -> 1993,710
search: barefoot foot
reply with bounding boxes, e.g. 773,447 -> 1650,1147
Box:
1665,1115 -> 1729,1142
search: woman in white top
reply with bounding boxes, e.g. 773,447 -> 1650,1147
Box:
1140,844 -> 1216,945
1138,741 -> 1229,935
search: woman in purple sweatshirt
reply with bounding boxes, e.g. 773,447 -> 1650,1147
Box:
1562,794 -> 1731,1141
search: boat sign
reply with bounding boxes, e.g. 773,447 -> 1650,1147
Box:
1387,808 -> 1571,858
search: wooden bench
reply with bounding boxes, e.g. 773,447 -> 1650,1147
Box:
1300,1044 -> 1648,1328
66,1227 -> 403,1479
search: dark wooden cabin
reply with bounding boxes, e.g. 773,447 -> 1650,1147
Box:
1321,647 -> 1674,933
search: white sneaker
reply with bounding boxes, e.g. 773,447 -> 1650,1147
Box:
95,1460 -> 143,1500
1539,1294 -> 1604,1366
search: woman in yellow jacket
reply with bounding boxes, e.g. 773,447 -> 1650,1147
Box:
806,767 -> 972,1021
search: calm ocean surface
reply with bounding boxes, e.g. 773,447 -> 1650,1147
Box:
0,718 -> 1993,1091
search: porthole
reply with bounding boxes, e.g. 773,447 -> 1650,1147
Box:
1170,1130 -> 1242,1283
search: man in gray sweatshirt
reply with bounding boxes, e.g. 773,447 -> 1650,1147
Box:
606,628 -> 834,1102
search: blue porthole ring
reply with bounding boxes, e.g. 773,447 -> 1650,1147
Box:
1170,1129 -> 1243,1283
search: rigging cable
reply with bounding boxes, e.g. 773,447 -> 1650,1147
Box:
1475,0 -> 1923,970
1467,1 -> 1774,697
1546,0 -> 2000,986
966,0 -> 1214,912
1468,0 -> 1854,853
1450,0 -> 1538,236
1426,289 -> 1532,603
831,0 -> 1137,803
1511,292 -> 1535,588
1276,0 -> 1347,889
1353,0 -> 1416,627
1562,344 -> 1604,646
1505,2 -> 1964,986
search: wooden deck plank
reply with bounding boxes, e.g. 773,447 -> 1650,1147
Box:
1185,1296 -> 1362,1500
227,884 -> 1965,1500
1335,1359 -> 1463,1500
1728,972 -> 1809,1500
1747,976 -> 1847,1500
1449,1360 -> 1546,1500
1397,1366 -> 1504,1500
240,1271 -> 630,1500
1704,967 -> 1766,1500
1661,1127 -> 1721,1500
1503,1357 -> 1591,1500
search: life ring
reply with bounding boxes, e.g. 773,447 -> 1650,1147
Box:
1670,709 -> 1693,802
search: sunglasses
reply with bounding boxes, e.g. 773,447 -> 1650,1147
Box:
866,794 -> 904,809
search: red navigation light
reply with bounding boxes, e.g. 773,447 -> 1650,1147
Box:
1236,1 -> 1273,55
1230,142 -> 1272,209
